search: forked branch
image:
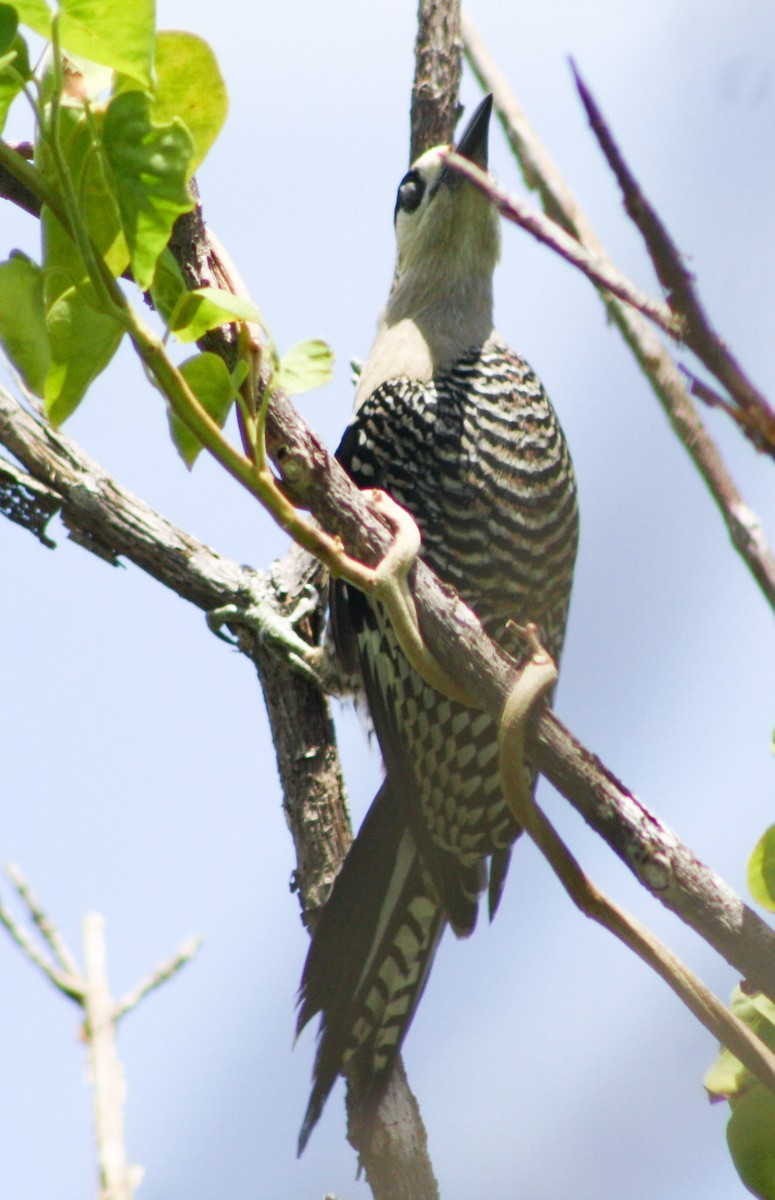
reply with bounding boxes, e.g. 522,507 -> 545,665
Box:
0,864 -> 200,1200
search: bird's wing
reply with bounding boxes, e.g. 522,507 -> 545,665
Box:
332,416 -> 485,930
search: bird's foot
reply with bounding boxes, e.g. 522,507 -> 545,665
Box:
497,622 -> 557,820
368,489 -> 474,704
207,582 -> 324,685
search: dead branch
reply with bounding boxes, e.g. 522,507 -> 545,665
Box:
0,864 -> 199,1200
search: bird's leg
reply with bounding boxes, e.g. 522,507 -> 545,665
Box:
368,489 -> 476,705
207,581 -> 324,685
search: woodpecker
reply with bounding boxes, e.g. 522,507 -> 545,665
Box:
296,94 -> 578,1151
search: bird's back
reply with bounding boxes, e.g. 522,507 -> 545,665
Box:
337,332 -> 578,867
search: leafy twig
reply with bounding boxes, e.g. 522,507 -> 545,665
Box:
0,137 -> 382,600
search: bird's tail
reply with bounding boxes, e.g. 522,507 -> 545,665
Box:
296,781 -> 467,1153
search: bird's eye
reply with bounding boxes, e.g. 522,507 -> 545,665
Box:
394,170 -> 426,219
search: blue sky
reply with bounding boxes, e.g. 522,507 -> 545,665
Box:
2,2 -> 775,1197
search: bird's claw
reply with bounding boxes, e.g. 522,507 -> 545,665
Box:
207,584 -> 324,685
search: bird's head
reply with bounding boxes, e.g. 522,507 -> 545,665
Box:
357,94 -> 500,397
392,94 -> 500,285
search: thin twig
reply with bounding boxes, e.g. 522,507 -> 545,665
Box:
7,861 -> 82,977
461,10 -> 775,615
442,149 -> 684,338
525,782 -> 775,1095
114,935 -> 203,1021
680,367 -> 741,423
0,887 -> 83,1001
571,61 -> 775,458
462,9 -> 624,247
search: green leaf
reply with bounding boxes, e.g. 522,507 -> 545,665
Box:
153,32 -> 228,176
705,1042 -> 748,1104
0,252 -> 50,393
60,0 -> 153,86
49,105 -> 129,278
149,264 -> 262,346
748,993 -> 775,1045
749,826 -> 775,912
8,0 -> 51,35
11,0 -> 153,84
705,987 -> 775,1101
274,339 -> 334,396
44,284 -> 122,422
41,205 -> 123,422
705,987 -> 775,1197
171,285 -> 262,343
0,31 -> 30,133
728,1086 -> 775,1199
103,90 -> 194,291
0,4 -> 17,53
170,351 -> 237,467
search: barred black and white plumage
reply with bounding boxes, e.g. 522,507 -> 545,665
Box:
297,94 -> 578,1152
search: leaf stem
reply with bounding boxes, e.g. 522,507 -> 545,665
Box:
44,17 -> 116,315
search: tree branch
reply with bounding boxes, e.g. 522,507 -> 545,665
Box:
410,0 -> 462,162
114,934 -> 203,1022
0,384 -> 352,919
2,376 -> 775,1012
535,714 -> 775,1000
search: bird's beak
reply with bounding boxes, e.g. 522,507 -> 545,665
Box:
433,93 -> 492,196
454,93 -> 492,169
